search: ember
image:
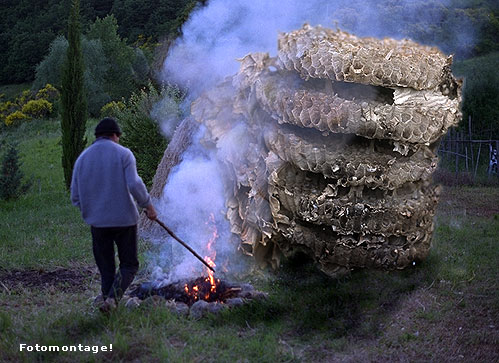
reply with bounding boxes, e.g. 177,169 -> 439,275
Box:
129,278 -> 245,306
129,213 -> 250,309
200,213 -> 219,296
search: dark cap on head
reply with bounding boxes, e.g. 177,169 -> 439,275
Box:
95,117 -> 122,137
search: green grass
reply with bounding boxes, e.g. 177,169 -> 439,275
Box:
0,118 -> 94,269
434,216 -> 499,285
0,118 -> 498,362
0,82 -> 32,101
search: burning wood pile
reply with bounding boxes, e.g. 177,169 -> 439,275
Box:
127,278 -> 266,318
135,213 -> 266,316
150,24 -> 462,277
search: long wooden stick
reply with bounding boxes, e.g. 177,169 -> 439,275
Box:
154,218 -> 215,273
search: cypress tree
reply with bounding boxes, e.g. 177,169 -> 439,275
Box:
61,0 -> 87,190
0,143 -> 32,201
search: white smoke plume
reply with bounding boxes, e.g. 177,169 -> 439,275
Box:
147,127 -> 239,284
161,0 -> 469,98
150,95 -> 180,139
149,0 -> 471,284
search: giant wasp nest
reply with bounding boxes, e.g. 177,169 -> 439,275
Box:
168,25 -> 461,277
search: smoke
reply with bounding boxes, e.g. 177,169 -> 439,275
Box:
161,0 -> 327,97
147,127 -> 241,284
149,0 -> 473,283
161,0 -> 472,97
150,95 -> 180,139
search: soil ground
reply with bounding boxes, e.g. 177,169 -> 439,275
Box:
437,185 -> 499,217
1,186 -> 498,362
0,266 -> 98,293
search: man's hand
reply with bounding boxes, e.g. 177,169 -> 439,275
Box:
145,204 -> 158,220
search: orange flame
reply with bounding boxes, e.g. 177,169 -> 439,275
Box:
204,213 -> 219,296
205,257 -> 217,293
183,213 -> 220,302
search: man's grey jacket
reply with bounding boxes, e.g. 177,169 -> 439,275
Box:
71,138 -> 151,227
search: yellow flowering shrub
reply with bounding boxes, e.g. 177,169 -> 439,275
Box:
133,34 -> 159,53
0,100 -> 14,113
100,101 -> 125,118
17,90 -> 34,106
21,99 -> 53,118
5,111 -> 30,126
0,100 -> 16,124
36,83 -> 59,101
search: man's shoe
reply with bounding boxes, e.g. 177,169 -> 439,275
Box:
92,294 -> 104,308
98,298 -> 117,313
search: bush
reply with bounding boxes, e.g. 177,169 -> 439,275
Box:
21,99 -> 53,119
16,90 -> 34,107
0,101 -> 14,112
5,111 -> 30,127
0,100 -> 16,124
100,100 -> 125,118
113,82 -> 183,187
0,143 -> 32,200
36,83 -> 59,101
1,89 -> 32,126
0,86 -> 57,126
133,34 -> 159,61
36,83 -> 60,116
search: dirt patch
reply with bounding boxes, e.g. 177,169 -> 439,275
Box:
371,286 -> 498,361
0,266 -> 98,293
305,285 -> 499,362
437,186 -> 499,217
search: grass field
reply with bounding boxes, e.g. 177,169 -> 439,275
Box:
1,118 -> 498,362
0,83 -> 32,101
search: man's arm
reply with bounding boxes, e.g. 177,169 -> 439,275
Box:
123,151 -> 157,220
144,203 -> 157,220
70,161 -> 80,208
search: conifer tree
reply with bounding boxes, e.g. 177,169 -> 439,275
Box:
61,0 -> 87,190
0,143 -> 32,200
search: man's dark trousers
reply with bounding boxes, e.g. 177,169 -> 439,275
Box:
90,225 -> 139,300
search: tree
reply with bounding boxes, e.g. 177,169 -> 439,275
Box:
87,15 -> 151,100
0,0 -> 69,83
34,35 -> 110,116
87,15 -> 136,100
0,143 -> 32,201
111,0 -> 200,42
0,0 -> 205,84
61,0 -> 87,190
453,52 -> 499,139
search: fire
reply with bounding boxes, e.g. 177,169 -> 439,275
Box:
205,257 -> 217,293
183,213 -> 220,302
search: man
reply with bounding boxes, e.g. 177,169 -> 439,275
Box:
488,146 -> 497,175
71,117 -> 157,312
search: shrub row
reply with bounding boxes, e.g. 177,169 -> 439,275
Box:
0,84 -> 59,127
100,82 -> 185,187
